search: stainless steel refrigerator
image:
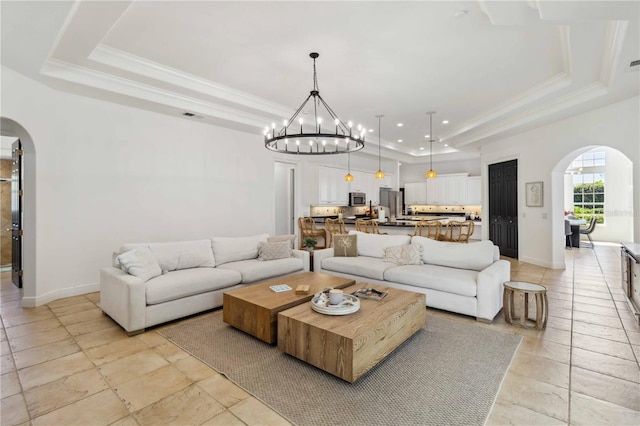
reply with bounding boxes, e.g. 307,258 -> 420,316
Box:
379,188 -> 403,221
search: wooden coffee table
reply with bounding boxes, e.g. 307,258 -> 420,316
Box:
277,284 -> 426,383
222,272 -> 355,344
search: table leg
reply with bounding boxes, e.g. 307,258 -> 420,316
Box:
503,288 -> 512,324
535,293 -> 543,328
519,291 -> 526,327
542,293 -> 549,328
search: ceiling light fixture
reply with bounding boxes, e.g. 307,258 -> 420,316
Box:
263,53 -> 365,155
425,111 -> 437,179
374,114 -> 385,179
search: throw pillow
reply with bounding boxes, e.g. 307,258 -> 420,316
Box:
258,241 -> 292,261
333,234 -> 357,257
267,234 -> 297,249
116,246 -> 162,282
383,244 -> 423,265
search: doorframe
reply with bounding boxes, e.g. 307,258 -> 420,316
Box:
274,161 -> 296,236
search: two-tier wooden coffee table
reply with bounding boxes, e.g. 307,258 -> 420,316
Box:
277,285 -> 426,383
222,272 -> 355,344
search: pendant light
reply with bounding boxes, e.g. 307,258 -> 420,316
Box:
374,114 -> 385,179
425,111 -> 437,179
344,153 -> 354,181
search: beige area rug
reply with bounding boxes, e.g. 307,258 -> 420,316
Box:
158,310 -> 521,426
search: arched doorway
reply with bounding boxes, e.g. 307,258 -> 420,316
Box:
552,145 -> 634,266
1,117 -> 36,307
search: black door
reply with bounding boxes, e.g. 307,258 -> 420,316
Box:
11,139 -> 23,288
489,159 -> 518,258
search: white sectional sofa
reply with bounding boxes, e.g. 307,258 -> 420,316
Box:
100,234 -> 309,334
314,231 -> 510,322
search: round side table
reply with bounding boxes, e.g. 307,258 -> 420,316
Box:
503,281 -> 548,329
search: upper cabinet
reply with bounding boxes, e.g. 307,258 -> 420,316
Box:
315,166 -> 394,205
405,182 -> 427,204
466,176 -> 481,205
406,173 -> 478,206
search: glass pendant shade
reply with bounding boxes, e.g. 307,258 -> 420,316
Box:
344,173 -> 354,182
425,169 -> 437,178
375,170 -> 385,179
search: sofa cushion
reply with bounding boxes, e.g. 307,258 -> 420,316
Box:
321,256 -> 397,281
333,234 -> 357,257
258,241 -> 292,261
211,234 -> 269,265
383,244 -> 423,265
348,231 -> 411,258
145,268 -> 242,305
411,236 -> 495,271
384,264 -> 479,297
217,257 -> 303,283
120,240 -> 215,272
117,246 -> 162,282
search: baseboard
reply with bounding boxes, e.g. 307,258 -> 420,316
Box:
518,255 -> 555,269
21,282 -> 99,307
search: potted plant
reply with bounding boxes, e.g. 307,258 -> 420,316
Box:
303,237 -> 317,251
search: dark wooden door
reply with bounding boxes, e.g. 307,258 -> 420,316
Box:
489,159 -> 518,258
11,140 -> 23,288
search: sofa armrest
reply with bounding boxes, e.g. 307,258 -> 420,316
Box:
99,267 -> 147,333
476,259 -> 510,322
292,249 -> 310,272
313,248 -> 334,272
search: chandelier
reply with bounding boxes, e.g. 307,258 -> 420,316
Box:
263,53 -> 365,155
425,111 -> 437,179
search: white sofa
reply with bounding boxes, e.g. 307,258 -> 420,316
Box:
100,234 -> 309,334
314,231 -> 510,322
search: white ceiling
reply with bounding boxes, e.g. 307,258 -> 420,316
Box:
1,1 -> 638,163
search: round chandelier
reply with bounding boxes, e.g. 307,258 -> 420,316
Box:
263,52 -> 365,155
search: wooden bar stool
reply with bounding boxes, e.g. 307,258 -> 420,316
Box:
503,281 -> 548,329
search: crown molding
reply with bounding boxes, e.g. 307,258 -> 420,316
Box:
40,58 -> 272,128
600,20 -> 628,87
451,81 -> 608,147
89,45 -> 293,119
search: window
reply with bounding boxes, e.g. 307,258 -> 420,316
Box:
571,151 -> 605,224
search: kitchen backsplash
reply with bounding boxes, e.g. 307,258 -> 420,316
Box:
408,205 -> 481,214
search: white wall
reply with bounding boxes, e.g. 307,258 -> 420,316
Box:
2,67 -> 277,306
481,97 -> 639,269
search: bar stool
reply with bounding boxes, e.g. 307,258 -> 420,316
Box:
503,281 -> 548,329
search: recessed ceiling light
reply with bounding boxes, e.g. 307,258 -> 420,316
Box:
419,147 -> 425,150
397,139 -> 403,142
442,120 -> 449,124
444,144 -> 448,147
368,129 -> 374,132
397,123 -> 403,127
424,134 -> 429,138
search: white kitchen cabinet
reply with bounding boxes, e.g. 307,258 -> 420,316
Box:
425,174 -> 468,205
318,166 -> 349,205
405,182 -> 427,204
466,176 -> 481,205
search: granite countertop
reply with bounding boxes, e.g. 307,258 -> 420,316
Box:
622,242 -> 640,261
313,217 -> 482,228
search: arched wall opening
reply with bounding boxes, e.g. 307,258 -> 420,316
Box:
552,145 -> 635,267
1,117 -> 36,306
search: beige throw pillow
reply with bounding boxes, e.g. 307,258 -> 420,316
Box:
258,241 -> 292,261
333,234 -> 357,257
383,244 -> 423,265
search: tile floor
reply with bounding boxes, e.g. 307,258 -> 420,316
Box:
1,243 -> 639,425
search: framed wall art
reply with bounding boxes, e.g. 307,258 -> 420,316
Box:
525,181 -> 543,207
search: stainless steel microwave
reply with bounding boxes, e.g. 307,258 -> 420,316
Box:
349,192 -> 366,206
